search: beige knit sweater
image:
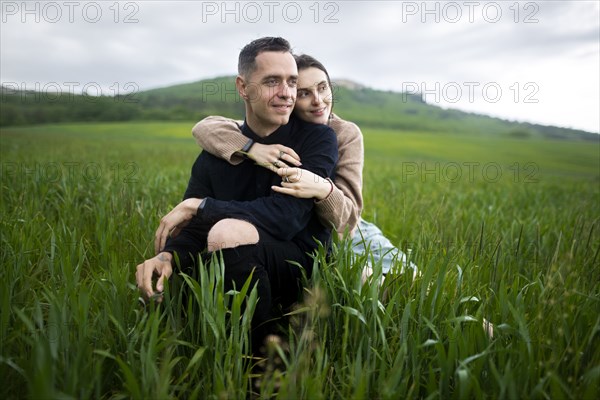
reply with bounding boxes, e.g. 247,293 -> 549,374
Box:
191,114 -> 364,236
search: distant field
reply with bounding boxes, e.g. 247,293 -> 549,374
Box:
1,121 -> 599,399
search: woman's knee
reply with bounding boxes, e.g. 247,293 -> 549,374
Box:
207,218 -> 259,252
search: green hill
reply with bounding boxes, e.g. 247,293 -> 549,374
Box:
1,77 -> 597,141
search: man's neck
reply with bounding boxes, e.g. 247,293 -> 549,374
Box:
245,115 -> 282,138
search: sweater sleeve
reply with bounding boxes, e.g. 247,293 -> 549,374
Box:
314,116 -> 364,236
192,116 -> 247,165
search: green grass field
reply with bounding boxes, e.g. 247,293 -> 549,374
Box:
1,121 -> 599,399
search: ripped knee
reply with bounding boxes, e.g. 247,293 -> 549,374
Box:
207,218 -> 259,252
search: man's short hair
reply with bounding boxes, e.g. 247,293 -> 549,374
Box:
238,37 -> 292,78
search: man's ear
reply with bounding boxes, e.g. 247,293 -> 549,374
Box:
236,75 -> 248,100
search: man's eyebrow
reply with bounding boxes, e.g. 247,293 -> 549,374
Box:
261,74 -> 298,82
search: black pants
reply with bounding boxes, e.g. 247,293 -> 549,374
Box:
163,219 -> 312,352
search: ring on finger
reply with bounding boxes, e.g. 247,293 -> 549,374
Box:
273,161 -> 281,168
279,150 -> 285,159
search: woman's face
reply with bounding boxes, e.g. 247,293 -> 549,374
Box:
293,67 -> 333,125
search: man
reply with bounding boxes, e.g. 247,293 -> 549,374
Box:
135,37 -> 338,351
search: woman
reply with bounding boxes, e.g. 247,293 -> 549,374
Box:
192,54 -> 416,278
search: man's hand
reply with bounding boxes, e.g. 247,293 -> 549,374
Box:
155,198 -> 202,254
247,143 -> 302,170
135,252 -> 173,303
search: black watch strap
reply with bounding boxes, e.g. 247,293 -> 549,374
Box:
240,138 -> 254,158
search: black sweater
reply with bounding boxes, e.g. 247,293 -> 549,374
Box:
184,114 -> 338,252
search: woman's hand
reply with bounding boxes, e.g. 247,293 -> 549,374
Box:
247,143 -> 302,170
272,167 -> 333,200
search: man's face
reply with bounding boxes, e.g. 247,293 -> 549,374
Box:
238,51 -> 298,136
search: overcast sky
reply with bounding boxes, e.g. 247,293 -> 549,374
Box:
1,0 -> 599,132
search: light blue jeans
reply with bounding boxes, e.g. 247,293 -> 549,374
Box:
351,217 -> 417,275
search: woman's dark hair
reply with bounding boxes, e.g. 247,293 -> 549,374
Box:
294,54 -> 332,88
294,54 -> 334,114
